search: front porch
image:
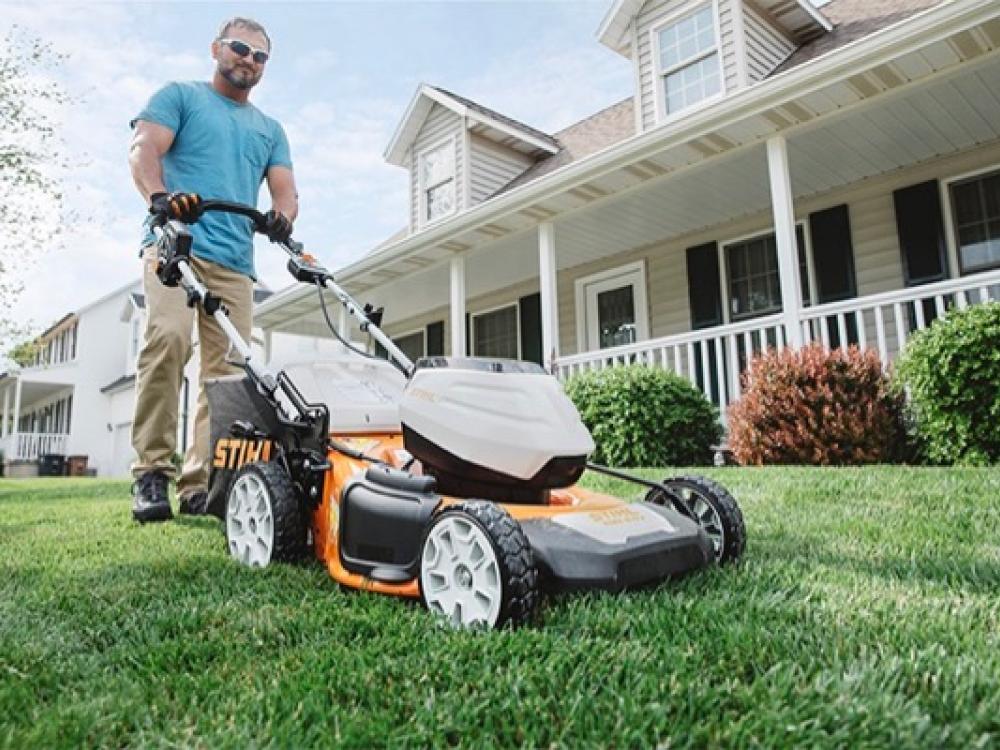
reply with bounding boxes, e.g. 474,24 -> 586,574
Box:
255,3 -> 1000,426
0,376 -> 74,467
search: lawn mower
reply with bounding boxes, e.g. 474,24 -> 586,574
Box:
152,201 -> 747,629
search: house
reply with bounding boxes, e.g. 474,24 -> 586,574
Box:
258,0 -> 1000,426
0,281 -> 273,477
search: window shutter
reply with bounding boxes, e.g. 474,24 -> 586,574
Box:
686,242 -> 723,329
426,321 -> 444,357
893,180 -> 948,286
808,204 -> 858,303
518,293 -> 542,365
465,312 -> 470,356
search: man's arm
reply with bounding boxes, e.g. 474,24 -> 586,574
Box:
128,120 -> 175,203
266,166 -> 298,223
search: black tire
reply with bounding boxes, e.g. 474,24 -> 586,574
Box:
225,461 -> 308,567
646,475 -> 746,564
419,501 -> 540,629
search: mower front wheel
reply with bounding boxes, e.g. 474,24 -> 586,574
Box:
225,461 -> 307,567
419,501 -> 540,629
647,475 -> 746,564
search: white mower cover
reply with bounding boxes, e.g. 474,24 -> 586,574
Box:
400,367 -> 595,480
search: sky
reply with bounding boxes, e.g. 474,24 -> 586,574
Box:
1,0 -> 634,337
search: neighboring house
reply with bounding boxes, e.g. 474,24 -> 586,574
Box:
253,0 -> 1000,426
0,282 -> 273,476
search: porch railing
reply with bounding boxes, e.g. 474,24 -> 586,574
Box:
554,268 -> 1000,424
5,433 -> 70,462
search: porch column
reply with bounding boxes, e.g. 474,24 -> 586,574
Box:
11,378 -> 22,454
766,135 -> 804,348
2,384 -> 9,438
450,255 -> 466,356
263,330 -> 273,364
338,305 -> 350,353
538,222 -> 560,372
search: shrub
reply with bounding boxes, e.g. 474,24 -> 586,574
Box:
893,301 -> 1000,466
727,344 -> 904,465
563,365 -> 722,467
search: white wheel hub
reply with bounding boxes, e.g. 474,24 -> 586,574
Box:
675,487 -> 725,562
421,515 -> 502,628
226,473 -> 275,567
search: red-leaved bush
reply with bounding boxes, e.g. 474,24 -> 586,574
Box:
727,344 -> 904,465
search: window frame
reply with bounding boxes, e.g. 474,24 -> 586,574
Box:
471,302 -> 521,360
391,328 -> 426,362
574,260 -> 650,352
719,223 -> 814,324
416,135 -> 457,229
650,0 -> 726,123
941,162 -> 1000,277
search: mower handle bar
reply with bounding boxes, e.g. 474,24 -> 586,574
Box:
151,199 -> 417,377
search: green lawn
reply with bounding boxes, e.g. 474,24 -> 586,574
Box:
1,468 -> 998,748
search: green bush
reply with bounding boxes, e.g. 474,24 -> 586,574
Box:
894,301 -> 1000,465
564,365 -> 722,467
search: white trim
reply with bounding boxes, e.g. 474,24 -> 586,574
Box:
650,0 -> 727,124
462,119 -> 472,211
538,222 -> 560,369
416,134 -> 458,229
766,135 -> 804,347
450,255 -> 466,357
471,302 -> 521,359
730,0 -> 749,90
940,160 -> 1000,277
574,260 -> 650,352
630,17 -> 643,134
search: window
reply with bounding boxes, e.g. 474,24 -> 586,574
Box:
419,140 -> 456,225
472,305 -> 519,359
949,169 -> 1000,274
724,228 -> 809,320
392,331 -> 425,363
575,262 -> 650,352
654,4 -> 722,117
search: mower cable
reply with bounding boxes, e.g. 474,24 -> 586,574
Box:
315,281 -> 411,379
327,437 -> 388,466
314,281 -> 382,362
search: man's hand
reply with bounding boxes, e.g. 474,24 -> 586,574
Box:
150,192 -> 202,223
262,210 -> 293,243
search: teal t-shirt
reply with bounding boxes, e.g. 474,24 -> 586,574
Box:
132,81 -> 292,279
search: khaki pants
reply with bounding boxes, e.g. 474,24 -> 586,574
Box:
131,244 -> 252,497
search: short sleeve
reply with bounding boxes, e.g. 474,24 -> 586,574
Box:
267,121 -> 293,170
130,82 -> 184,132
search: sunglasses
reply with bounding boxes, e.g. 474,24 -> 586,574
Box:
219,38 -> 269,65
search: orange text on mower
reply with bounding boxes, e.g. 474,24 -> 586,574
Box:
213,438 -> 273,470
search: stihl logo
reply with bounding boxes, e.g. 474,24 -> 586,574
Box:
213,438 -> 272,469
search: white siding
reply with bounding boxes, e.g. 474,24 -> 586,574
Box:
408,104 -> 465,230
635,0 -> 739,132
468,135 -> 535,205
744,5 -> 795,84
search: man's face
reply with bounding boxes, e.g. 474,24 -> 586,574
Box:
212,27 -> 269,91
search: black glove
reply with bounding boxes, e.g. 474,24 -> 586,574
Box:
262,209 -> 293,243
149,191 -> 202,223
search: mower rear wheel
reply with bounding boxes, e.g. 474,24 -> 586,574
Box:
647,475 -> 746,564
225,461 -> 307,567
419,501 -> 539,629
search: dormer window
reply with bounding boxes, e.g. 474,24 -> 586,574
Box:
419,138 -> 456,225
654,4 -> 722,118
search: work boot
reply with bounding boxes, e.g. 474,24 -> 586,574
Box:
178,490 -> 208,516
132,471 -> 172,523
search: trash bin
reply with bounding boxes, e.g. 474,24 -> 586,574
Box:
66,455 -> 89,477
38,454 -> 66,477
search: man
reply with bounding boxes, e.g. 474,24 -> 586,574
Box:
128,17 -> 297,522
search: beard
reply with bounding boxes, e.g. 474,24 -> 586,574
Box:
219,62 -> 261,91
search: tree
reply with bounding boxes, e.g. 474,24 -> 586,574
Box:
0,26 -> 71,361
